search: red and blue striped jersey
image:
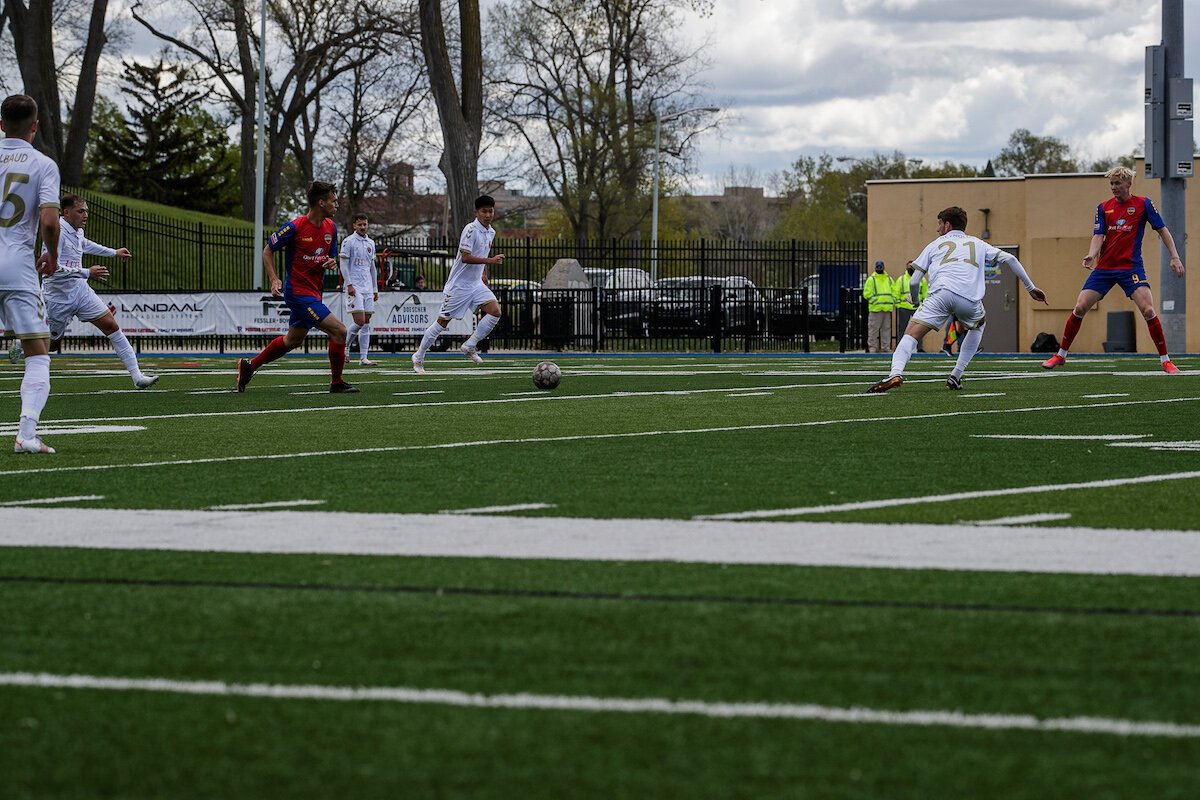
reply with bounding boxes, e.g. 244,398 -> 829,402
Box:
1092,195 -> 1164,271
268,215 -> 339,299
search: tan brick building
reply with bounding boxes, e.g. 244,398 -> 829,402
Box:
866,159 -> 1198,353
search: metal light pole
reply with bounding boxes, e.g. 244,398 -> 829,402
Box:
252,0 -> 267,290
651,106 -> 720,282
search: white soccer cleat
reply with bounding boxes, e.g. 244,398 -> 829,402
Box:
359,358 -> 379,366
7,340 -> 22,363
460,343 -> 483,364
14,436 -> 55,454
411,353 -> 425,374
133,374 -> 159,389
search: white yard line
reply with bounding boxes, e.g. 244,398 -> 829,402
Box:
695,470 -> 1200,521
5,396 -> 1200,479
958,393 -> 1006,398
972,434 -> 1149,441
2,672 -> 1195,738
0,507 -> 1197,576
206,500 -> 327,511
1082,393 -> 1131,399
970,513 -> 1072,526
441,503 -> 557,515
0,495 -> 104,506
0,425 -> 145,436
726,392 -> 774,397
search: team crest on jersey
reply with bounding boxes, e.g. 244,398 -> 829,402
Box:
1127,206 -> 1136,215
324,234 -> 333,244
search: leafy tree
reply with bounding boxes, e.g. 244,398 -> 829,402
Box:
87,57 -> 239,214
991,128 -> 1078,176
489,0 -> 714,243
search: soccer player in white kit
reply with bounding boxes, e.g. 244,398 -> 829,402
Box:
339,213 -> 379,366
867,206 -> 1047,393
0,95 -> 62,454
411,195 -> 505,374
9,194 -> 157,388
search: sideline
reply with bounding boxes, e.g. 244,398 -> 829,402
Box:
0,507 -> 1197,575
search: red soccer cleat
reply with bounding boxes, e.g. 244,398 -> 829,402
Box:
1041,354 -> 1066,370
1162,360 -> 1181,375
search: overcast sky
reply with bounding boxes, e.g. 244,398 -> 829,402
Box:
683,0 -> 1196,192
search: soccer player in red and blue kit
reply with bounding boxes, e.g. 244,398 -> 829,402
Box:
236,181 -> 358,393
1042,166 -> 1185,374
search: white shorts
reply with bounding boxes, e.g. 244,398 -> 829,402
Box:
46,283 -> 111,340
439,283 -> 497,321
0,289 -> 50,339
347,290 -> 375,314
911,289 -> 986,332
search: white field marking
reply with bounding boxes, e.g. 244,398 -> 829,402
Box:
727,392 -> 774,397
206,500 -> 327,511
0,388 -> 170,397
6,396 -> 1200,479
972,434 -> 1149,441
391,390 -> 446,397
0,424 -> 145,436
837,393 -> 890,398
440,503 -> 557,515
1109,440 -> 1200,452
695,469 -> 1200,521
958,393 -> 1006,398
2,672 -> 1197,739
2,507 -> 1198,576
1082,393 -> 1131,399
970,513 -> 1073,526
0,495 -> 104,506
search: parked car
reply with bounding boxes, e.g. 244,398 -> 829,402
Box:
769,274 -> 841,338
585,267 -> 654,335
488,278 -> 541,337
648,276 -> 765,335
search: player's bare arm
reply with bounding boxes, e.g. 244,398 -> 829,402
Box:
39,206 -> 60,275
1156,227 -> 1185,276
1082,234 -> 1105,269
262,245 -> 283,297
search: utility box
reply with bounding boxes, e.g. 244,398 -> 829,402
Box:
1168,119 -> 1195,178
1145,46 -> 1166,103
1145,105 -> 1166,178
1168,78 -> 1193,119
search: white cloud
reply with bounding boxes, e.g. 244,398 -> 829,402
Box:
686,0 -> 1193,191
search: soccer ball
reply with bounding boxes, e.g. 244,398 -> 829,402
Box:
532,360 -> 561,390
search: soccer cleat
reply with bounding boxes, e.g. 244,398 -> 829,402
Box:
411,354 -> 425,374
8,340 -> 23,363
946,374 -> 962,390
866,375 -> 904,394
14,436 -> 55,454
1041,354 -> 1066,370
133,374 -> 159,389
939,345 -> 953,357
329,380 -> 360,394
460,343 -> 483,364
359,358 -> 379,366
235,358 -> 254,392
1162,360 -> 1181,375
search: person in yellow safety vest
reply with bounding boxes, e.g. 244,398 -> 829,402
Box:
894,260 -> 929,350
862,260 -> 895,352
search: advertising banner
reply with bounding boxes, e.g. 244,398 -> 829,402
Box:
62,292 -> 473,337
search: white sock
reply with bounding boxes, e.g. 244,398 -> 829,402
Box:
359,324 -> 371,358
347,322 -> 361,349
19,354 -> 50,438
416,321 -> 445,357
107,330 -> 144,380
466,314 -> 501,348
888,334 -> 918,378
952,325 -> 985,379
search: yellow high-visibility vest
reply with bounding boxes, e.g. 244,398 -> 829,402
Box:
862,273 -> 895,312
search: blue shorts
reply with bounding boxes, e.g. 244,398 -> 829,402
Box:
1081,268 -> 1150,298
285,293 -> 332,329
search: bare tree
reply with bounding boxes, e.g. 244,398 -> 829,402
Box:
489,0 -> 713,243
3,0 -> 116,177
712,166 -> 773,241
418,0 -> 482,230
131,0 -> 404,223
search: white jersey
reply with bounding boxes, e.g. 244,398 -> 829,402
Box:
338,232 -> 377,292
445,219 -> 495,291
0,138 -> 61,291
41,217 -> 116,305
910,230 -> 1003,302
